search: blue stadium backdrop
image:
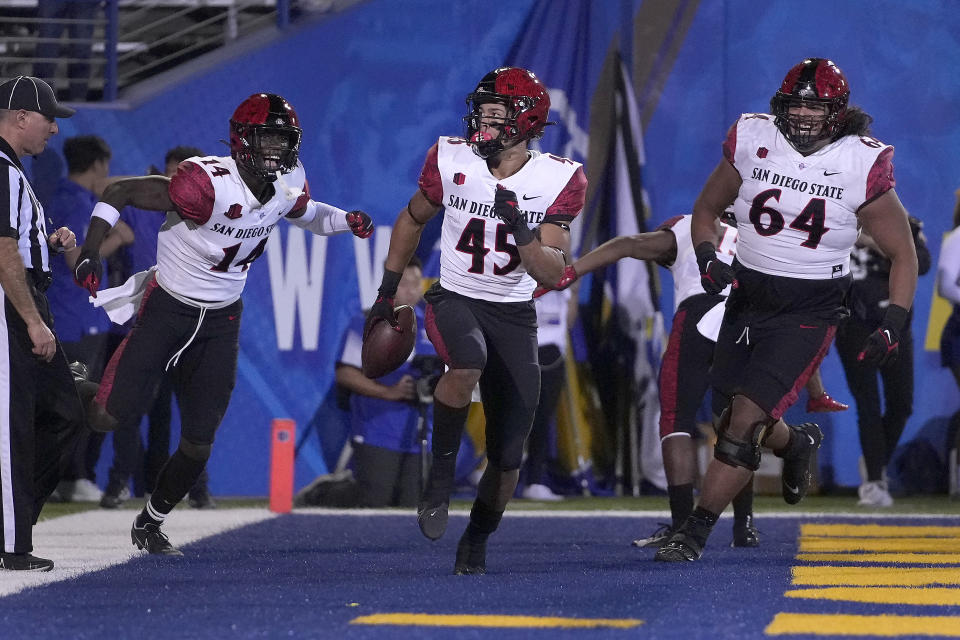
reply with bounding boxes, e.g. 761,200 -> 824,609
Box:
29,0 -> 960,495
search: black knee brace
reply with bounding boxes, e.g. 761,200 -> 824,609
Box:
178,438 -> 212,462
714,410 -> 771,471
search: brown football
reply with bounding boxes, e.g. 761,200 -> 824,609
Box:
361,305 -> 416,378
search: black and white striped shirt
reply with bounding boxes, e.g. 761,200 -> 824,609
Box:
0,135 -> 49,276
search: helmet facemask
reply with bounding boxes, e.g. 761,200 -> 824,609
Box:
770,58 -> 849,154
230,122 -> 301,182
463,67 -> 550,159
771,94 -> 846,153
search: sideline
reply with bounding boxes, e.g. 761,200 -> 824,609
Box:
0,508 -> 276,598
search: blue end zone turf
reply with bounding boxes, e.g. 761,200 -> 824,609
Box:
3,513 -> 958,639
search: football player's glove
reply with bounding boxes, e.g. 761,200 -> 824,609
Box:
493,186 -> 534,246
695,241 -> 735,295
533,265 -> 578,298
858,304 -> 908,367
73,249 -> 103,298
347,210 -> 374,239
364,269 -> 402,338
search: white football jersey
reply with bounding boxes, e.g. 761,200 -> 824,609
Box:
157,156 -> 308,303
419,137 -> 585,302
726,114 -> 894,279
659,214 -> 737,309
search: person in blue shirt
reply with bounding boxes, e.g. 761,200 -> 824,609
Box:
45,135 -> 132,502
336,255 -> 437,507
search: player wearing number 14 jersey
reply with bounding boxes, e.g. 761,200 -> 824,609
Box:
366,67 -> 585,575
656,58 -> 918,563
71,93 -> 374,556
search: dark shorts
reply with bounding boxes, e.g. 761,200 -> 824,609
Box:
96,276 -> 242,445
423,283 -> 539,468
659,293 -> 723,439
710,265 -> 846,420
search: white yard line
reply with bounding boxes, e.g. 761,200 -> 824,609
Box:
0,508 -> 276,598
292,507 -> 960,520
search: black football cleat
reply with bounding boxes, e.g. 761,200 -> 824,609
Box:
631,523 -> 674,548
131,520 -> 183,556
453,532 -> 487,575
417,501 -> 449,541
781,422 -> 823,505
654,514 -> 712,563
731,514 -> 759,548
0,552 -> 54,572
654,531 -> 703,563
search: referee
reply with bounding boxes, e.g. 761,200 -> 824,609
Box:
0,76 -> 85,571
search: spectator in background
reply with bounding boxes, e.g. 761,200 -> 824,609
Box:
33,0 -> 102,101
99,145 -> 216,509
520,288 -> 570,501
835,217 -> 930,507
46,135 -> 133,503
336,256 -> 437,507
941,192 -> 960,395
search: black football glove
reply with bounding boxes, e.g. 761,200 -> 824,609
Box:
858,304 -> 908,367
493,186 -> 534,246
73,248 -> 103,298
364,269 -> 402,338
346,210 -> 374,239
694,241 -> 735,295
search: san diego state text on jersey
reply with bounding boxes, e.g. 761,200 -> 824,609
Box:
418,136 -> 586,303
725,114 -> 894,280
160,155 -> 308,302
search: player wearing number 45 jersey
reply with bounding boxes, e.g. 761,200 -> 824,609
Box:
367,67 -> 586,575
71,93 -> 374,556
656,58 -> 918,563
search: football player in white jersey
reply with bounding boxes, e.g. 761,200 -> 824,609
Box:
365,67 -> 586,574
657,58 -> 918,563
534,212 -> 846,550
71,93 -> 374,556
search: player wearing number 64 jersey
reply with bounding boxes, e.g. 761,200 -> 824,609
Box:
656,58 -> 918,564
71,93 -> 373,556
366,67 -> 585,575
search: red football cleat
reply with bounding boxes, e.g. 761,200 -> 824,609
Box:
806,392 -> 849,413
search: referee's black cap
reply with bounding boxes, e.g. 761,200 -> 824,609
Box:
0,76 -> 75,119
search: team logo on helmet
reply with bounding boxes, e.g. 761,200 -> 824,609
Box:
229,93 -> 302,182
770,58 -> 849,153
463,67 -> 553,159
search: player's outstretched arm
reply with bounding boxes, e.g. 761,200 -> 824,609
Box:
285,200 -> 373,238
576,230 -> 678,277
74,176 -> 172,297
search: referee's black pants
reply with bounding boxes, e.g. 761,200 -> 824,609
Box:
1,285 -> 83,553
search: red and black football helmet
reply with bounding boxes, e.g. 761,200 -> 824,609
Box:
770,58 -> 849,152
230,93 -> 302,181
464,67 -> 552,158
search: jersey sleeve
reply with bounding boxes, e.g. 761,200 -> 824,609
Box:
865,146 -> 895,204
722,120 -> 739,165
168,161 -> 215,225
656,215 -> 685,232
417,143 -> 443,206
287,176 -> 312,217
544,166 -> 587,224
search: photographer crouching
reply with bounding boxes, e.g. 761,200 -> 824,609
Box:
335,256 -> 439,507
